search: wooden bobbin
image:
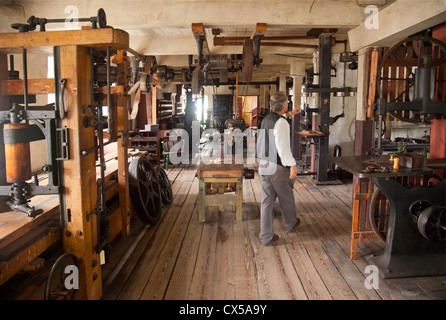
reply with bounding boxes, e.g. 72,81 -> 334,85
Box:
4,123 -> 32,183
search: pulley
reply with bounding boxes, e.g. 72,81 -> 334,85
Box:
409,200 -> 446,242
44,253 -> 79,300
157,166 -> 173,205
416,206 -> 445,242
128,156 -> 162,225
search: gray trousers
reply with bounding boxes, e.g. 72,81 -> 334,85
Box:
259,164 -> 297,245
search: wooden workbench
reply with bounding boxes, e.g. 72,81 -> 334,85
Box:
197,161 -> 244,222
0,195 -> 60,285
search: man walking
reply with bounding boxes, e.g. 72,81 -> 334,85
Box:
256,91 -> 300,246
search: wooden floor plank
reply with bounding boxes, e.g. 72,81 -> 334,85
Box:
247,177 -> 308,300
114,167 -> 196,299
139,178 -> 199,300
102,166 -> 188,300
247,176 -> 328,300
232,179 -> 260,300
4,165 -> 444,301
163,204 -> 203,299
290,179 -> 358,300
294,178 -> 407,300
188,207 -> 219,299
413,277 -> 446,300
211,207 -> 236,299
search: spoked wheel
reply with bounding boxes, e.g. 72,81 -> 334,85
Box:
44,253 -> 79,300
376,35 -> 446,123
156,166 -> 173,205
368,188 -> 390,241
129,156 -> 162,224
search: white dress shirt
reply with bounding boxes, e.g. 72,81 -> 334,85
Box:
273,117 -> 296,167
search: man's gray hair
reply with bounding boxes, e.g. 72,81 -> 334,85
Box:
270,91 -> 288,112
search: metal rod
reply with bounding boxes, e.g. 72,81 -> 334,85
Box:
214,40 -> 317,48
46,17 -> 90,23
103,224 -> 149,287
9,55 -> 14,71
22,49 -> 30,126
377,115 -> 383,152
215,35 -> 317,41
22,49 -> 28,111
81,135 -> 121,156
126,48 -> 144,61
106,46 -> 112,135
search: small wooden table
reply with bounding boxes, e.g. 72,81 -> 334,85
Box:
197,162 -> 244,222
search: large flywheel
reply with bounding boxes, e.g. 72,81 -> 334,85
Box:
129,156 -> 162,224
376,34 -> 446,123
368,188 -> 389,241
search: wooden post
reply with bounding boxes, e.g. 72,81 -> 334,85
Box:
367,48 -> 379,119
350,184 -> 361,260
117,95 -> 130,237
0,54 -> 8,212
60,45 -> 102,300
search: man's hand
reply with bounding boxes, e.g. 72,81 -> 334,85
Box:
290,165 -> 298,179
291,108 -> 301,115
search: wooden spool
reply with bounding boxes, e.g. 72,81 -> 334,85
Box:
4,123 -> 32,183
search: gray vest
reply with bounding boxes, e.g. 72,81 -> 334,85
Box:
256,112 -> 284,166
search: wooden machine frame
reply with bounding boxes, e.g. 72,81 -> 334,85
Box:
0,27 -> 132,299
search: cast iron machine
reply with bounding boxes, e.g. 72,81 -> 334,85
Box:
302,31 -> 357,184
0,38 -> 64,218
333,34 -> 446,278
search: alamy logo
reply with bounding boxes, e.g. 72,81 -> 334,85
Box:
364,265 -> 379,289
364,5 -> 379,30
64,5 -> 79,29
64,265 -> 79,290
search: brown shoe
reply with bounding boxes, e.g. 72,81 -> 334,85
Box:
287,217 -> 301,233
261,234 -> 279,246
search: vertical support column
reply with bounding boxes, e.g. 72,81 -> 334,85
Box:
316,34 -> 332,182
0,54 -> 9,212
290,62 -> 305,159
60,45 -> 102,300
354,48 -> 374,185
151,85 -> 157,124
356,48 -> 368,123
117,95 -> 130,237
258,85 -> 266,110
145,93 -> 152,125
279,73 -> 286,92
185,88 -> 194,153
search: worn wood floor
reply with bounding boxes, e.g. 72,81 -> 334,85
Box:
3,164 -> 445,300
100,164 -> 445,300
